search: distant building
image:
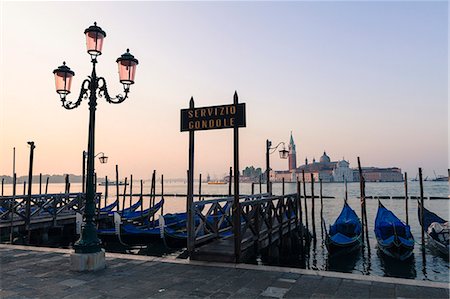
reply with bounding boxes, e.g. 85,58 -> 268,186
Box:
332,159 -> 353,182
355,167 -> 403,182
270,132 -> 404,183
288,132 -> 297,171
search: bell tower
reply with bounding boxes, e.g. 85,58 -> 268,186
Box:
288,131 -> 297,171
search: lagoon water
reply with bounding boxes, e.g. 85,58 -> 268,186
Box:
3,180 -> 449,282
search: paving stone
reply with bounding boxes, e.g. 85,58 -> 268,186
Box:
230,287 -> 261,299
277,278 -> 296,284
7,268 -> 27,275
260,286 -> 289,298
211,291 -> 232,298
310,293 -> 334,298
280,273 -> 301,280
1,246 -> 448,299
59,278 -> 87,288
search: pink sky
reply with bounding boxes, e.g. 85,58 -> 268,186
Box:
0,2 -> 448,180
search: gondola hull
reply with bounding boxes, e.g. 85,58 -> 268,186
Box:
375,202 -> 414,261
418,204 -> 449,257
326,202 -> 362,256
326,235 -> 361,256
376,237 -> 414,261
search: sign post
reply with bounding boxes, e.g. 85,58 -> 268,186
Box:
187,97 -> 195,254
232,92 -> 241,262
181,92 -> 246,261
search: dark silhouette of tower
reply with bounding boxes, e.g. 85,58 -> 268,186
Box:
288,131 -> 297,171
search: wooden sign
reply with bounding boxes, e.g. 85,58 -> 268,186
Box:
180,103 -> 246,132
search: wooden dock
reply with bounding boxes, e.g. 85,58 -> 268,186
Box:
188,193 -> 304,263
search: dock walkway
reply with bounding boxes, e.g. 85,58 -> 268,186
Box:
0,244 -> 448,298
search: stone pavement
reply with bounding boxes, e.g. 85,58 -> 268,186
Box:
0,245 -> 448,299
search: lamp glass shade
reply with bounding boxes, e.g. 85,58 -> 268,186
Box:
99,155 -> 108,164
118,60 -> 137,85
84,22 -> 106,57
279,149 -> 289,159
116,49 -> 139,85
53,63 -> 75,95
86,31 -> 105,56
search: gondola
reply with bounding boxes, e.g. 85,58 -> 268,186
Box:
100,200 -> 118,213
163,209 -> 234,248
374,201 -> 414,260
123,199 -> 164,222
418,203 -> 449,256
98,212 -> 187,246
325,201 -> 362,256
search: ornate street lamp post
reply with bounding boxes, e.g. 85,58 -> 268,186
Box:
53,23 -> 138,268
266,140 -> 288,195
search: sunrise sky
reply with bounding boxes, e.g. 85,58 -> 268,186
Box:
0,1 -> 448,180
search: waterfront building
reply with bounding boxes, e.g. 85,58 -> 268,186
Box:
332,159 -> 353,182
354,167 -> 403,182
271,132 -> 403,183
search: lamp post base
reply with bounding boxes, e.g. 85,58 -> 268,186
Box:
70,249 -> 106,271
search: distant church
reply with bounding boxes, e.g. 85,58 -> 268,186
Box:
288,132 -> 297,171
271,132 -> 403,182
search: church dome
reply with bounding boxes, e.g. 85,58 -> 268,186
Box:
319,151 -> 331,163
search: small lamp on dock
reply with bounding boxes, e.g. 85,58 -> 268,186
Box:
98,153 -> 108,164
266,140 -> 288,194
279,146 -> 289,159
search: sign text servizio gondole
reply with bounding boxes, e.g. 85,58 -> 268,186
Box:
180,103 -> 246,132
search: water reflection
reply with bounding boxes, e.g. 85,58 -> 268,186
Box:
326,249 -> 361,273
378,248 -> 417,279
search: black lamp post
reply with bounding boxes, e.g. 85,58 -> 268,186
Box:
266,140 -> 289,195
53,22 -> 138,254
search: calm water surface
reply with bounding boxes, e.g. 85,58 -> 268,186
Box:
3,181 -> 449,282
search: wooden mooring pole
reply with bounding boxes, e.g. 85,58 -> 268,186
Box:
23,181 -> 26,196
161,174 -> 164,215
104,175 -> 108,208
228,167 -> 232,196
115,165 -> 120,211
1,178 -> 3,197
357,157 -> 365,246
122,177 -> 128,212
404,172 -> 408,225
251,182 -> 255,195
344,176 -> 348,203
297,179 -> 304,252
26,141 -> 35,243
259,174 -> 262,194
151,170 -> 156,208
45,177 -> 49,194
140,179 -> 144,219
319,178 -> 323,237
419,168 -> 425,249
129,175 -> 133,208
10,173 -> 16,243
282,178 -> 285,195
302,170 -> 309,233
82,151 -> 86,194
39,173 -> 42,195
199,174 -> 202,201
310,174 -> 316,240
